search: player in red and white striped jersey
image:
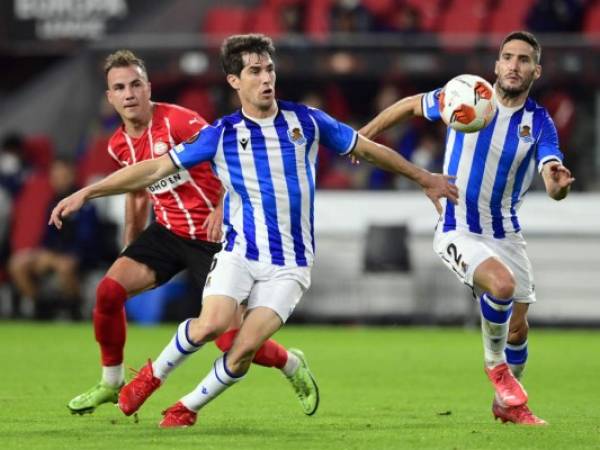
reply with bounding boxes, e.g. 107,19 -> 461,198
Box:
67,50 -> 314,416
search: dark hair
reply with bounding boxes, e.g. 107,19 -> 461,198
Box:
104,49 -> 148,78
500,31 -> 541,63
220,34 -> 275,76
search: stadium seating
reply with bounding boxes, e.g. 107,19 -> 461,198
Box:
23,135 -> 54,171
488,0 -> 536,34
176,86 -> 217,124
202,6 -> 248,36
10,172 -> 54,252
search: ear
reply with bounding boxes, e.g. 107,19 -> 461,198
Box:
106,89 -> 113,106
147,81 -> 152,98
226,74 -> 240,90
494,60 -> 499,77
534,64 -> 541,80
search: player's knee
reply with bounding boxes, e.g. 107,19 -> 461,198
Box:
96,277 -> 127,314
488,270 -> 516,300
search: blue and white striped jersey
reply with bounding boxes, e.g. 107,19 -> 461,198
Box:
169,100 -> 358,267
422,88 -> 563,238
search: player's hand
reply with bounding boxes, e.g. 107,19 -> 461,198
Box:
547,161 -> 575,188
48,191 -> 87,229
202,206 -> 223,243
420,172 -> 458,215
349,153 -> 360,165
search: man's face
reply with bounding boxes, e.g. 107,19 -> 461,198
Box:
228,52 -> 276,112
495,39 -> 541,97
106,65 -> 152,122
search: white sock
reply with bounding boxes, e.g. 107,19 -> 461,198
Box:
102,364 -> 124,387
282,351 -> 300,377
152,319 -> 204,381
506,340 -> 528,380
180,354 -> 244,412
480,293 -> 513,368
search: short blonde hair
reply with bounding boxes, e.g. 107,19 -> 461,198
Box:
104,49 -> 148,78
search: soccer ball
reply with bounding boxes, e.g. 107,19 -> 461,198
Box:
439,74 -> 496,133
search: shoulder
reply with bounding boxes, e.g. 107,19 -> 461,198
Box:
157,102 -> 201,121
278,99 -> 310,115
107,128 -> 125,151
215,110 -> 244,128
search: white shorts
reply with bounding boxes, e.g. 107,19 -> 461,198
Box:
433,228 -> 536,303
202,249 -> 312,322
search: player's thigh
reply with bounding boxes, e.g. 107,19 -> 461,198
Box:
119,223 -> 186,291
492,235 -> 536,303
433,230 -> 497,288
203,250 -> 254,306
105,256 -> 157,296
247,266 -> 310,323
197,294 -> 239,332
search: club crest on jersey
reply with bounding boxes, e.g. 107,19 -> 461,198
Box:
518,125 -> 534,143
154,141 -> 169,155
287,127 -> 306,146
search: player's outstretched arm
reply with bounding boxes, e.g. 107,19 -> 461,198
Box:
359,94 -> 424,139
49,154 -> 177,229
541,161 -> 574,201
351,135 -> 458,214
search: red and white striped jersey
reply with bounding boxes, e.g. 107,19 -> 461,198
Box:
107,102 -> 221,241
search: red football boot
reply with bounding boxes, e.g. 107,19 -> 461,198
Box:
493,398 -> 548,426
159,401 -> 197,428
485,363 -> 528,407
118,359 -> 161,416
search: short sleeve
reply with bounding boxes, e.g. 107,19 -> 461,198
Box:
169,125 -> 221,170
421,88 -> 443,122
168,106 -> 208,143
536,111 -> 563,172
308,107 -> 357,155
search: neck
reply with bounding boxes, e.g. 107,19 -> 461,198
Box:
494,84 -> 529,108
242,101 -> 277,119
122,104 -> 153,138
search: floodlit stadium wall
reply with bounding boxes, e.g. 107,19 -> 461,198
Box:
294,191 -> 600,325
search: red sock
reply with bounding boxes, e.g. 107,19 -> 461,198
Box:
93,277 -> 127,366
215,328 -> 288,369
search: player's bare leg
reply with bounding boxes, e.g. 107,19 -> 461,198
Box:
491,303 -> 546,425
214,305 -> 318,415
118,295 -> 237,416
68,257 -> 156,414
160,306 -> 283,427
474,257 -> 527,407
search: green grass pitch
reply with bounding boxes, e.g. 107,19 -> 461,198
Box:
0,322 -> 598,449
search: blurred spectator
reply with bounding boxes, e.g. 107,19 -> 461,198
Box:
526,0 -> 584,32
7,158 -> 101,319
0,133 -> 29,197
330,0 -> 376,33
374,4 -> 423,34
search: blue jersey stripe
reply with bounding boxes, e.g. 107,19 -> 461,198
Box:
244,118 -> 285,265
490,109 -> 524,238
443,129 -> 464,232
222,122 -> 259,260
510,146 -> 535,232
274,112 -> 307,266
465,112 -> 499,234
222,194 -> 237,251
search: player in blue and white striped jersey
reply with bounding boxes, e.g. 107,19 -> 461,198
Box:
360,31 -> 574,425
50,34 -> 458,427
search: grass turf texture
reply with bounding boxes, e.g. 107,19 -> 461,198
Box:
1,323 -> 598,450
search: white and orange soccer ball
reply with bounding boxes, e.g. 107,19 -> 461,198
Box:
439,74 -> 497,133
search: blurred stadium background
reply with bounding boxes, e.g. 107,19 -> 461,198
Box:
0,0 -> 598,326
